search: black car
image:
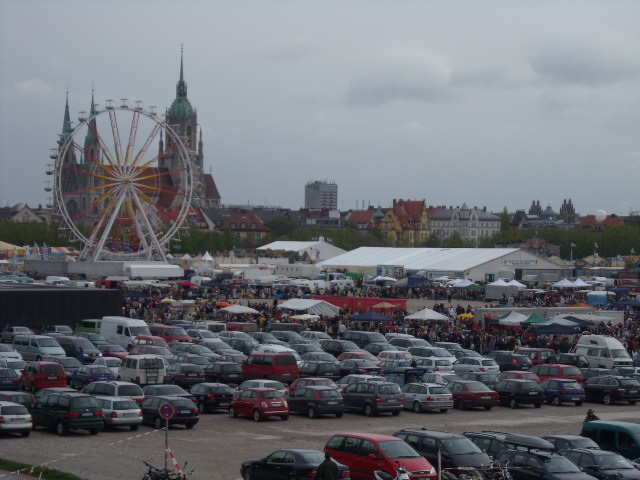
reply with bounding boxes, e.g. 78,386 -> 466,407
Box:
286,385 -> 344,418
493,379 -> 544,408
31,391 -> 103,436
189,382 -> 233,413
0,367 -> 20,391
458,372 -> 499,388
140,395 -> 199,429
170,343 -> 220,360
204,361 -> 244,385
543,435 -> 600,451
496,448 -> 597,480
580,368 -> 618,380
241,449 -> 350,480
165,363 -> 206,388
169,353 -> 211,368
547,352 -> 590,368
394,429 -> 493,478
584,375 -> 640,405
319,339 -> 360,357
337,359 -> 382,377
298,361 -> 341,380
74,332 -> 111,346
341,381 -> 402,416
463,432 -> 554,460
42,356 -> 83,383
301,352 -> 339,364
0,391 -> 35,410
289,343 -> 324,356
248,332 -> 288,347
487,351 -> 533,371
225,338 -> 260,356
142,384 -> 195,402
270,331 -> 307,346
560,448 -> 640,480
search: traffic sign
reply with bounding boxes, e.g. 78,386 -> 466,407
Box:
159,403 -> 175,420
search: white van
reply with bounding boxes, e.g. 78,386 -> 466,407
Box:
45,276 -> 72,286
100,316 -> 151,348
118,355 -> 167,386
574,334 -> 633,369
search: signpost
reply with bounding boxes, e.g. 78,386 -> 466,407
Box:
159,403 -> 175,471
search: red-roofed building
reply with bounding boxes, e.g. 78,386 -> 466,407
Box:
379,199 -> 430,246
220,212 -> 270,241
578,214 -> 624,229
344,207 -> 382,232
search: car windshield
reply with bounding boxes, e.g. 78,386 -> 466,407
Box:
594,453 -> 634,469
59,357 -> 82,367
105,345 -> 127,352
171,398 -> 194,408
167,328 -> 187,336
0,369 -> 17,378
562,367 -> 581,376
41,365 -> 64,374
129,326 -> 151,336
154,385 -> 187,395
430,386 -> 450,394
38,338 -> 60,347
620,379 -> 640,388
222,364 -> 242,373
118,385 -> 143,396
611,349 -> 631,359
264,381 -> 285,390
1,405 -> 28,415
378,384 -> 401,395
139,359 -> 164,369
71,396 -> 98,408
440,438 -> 483,455
319,389 -> 341,399
199,331 -> 216,338
482,360 -> 497,366
543,457 -> 581,473
113,400 -> 138,410
91,367 -> 112,375
5,360 -> 27,369
103,358 -> 121,367
466,383 -> 490,392
299,452 -> 326,463
192,346 -> 211,354
262,390 -> 284,399
378,440 -> 421,459
182,365 -> 202,373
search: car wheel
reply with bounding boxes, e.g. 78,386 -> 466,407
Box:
509,398 -> 517,409
534,403 -> 541,409
185,422 -> 194,429
253,409 -> 262,422
155,417 -> 164,430
391,410 -> 401,416
198,401 -> 207,414
308,406 -> 317,419
242,467 -> 253,480
456,399 -> 466,410
56,421 -> 69,436
335,412 -> 343,418
229,407 -> 237,418
483,405 -> 492,411
440,408 -> 448,413
21,431 -> 30,437
89,427 -> 99,435
130,424 -> 139,431
629,400 -> 636,405
603,393 -> 612,405
363,403 -> 374,417
413,401 -> 423,413
552,396 -> 561,407
574,401 -> 583,406
281,416 -> 289,421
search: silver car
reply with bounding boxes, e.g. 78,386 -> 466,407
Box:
1,326 -> 33,343
401,382 -> 453,413
0,400 -> 32,437
94,395 -> 142,431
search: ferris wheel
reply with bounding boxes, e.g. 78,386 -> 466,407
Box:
53,101 -> 193,261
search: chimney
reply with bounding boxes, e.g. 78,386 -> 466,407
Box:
393,199 -> 397,206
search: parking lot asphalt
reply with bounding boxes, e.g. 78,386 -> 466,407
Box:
2,401 -> 638,480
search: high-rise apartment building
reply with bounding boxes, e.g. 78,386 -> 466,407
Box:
304,181 -> 337,210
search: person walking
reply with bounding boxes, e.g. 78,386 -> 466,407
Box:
317,452 -> 339,480
584,409 -> 599,423
77,347 -> 85,364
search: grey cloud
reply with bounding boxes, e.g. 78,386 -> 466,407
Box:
450,66 -> 521,88
529,45 -> 640,85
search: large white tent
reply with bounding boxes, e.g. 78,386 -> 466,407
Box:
404,308 -> 449,321
258,238 -> 346,262
277,299 -> 340,318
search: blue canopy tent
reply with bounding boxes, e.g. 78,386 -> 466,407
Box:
530,323 -> 580,335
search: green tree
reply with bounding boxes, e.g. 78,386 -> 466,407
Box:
269,216 -> 296,237
500,207 -> 511,231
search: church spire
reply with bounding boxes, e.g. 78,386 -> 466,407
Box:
62,91 -> 72,137
90,84 -> 98,115
176,44 -> 187,99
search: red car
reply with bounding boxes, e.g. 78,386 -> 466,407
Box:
97,344 -> 129,360
287,377 -> 339,396
337,351 -> 381,365
20,361 -> 67,393
229,387 -> 289,422
447,380 -> 499,410
529,364 -> 585,384
497,370 -> 542,383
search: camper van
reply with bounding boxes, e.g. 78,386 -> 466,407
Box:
574,335 -> 633,369
100,316 -> 151,348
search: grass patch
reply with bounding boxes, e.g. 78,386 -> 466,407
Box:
0,458 -> 87,480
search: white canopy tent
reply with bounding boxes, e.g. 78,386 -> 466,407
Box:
507,279 -> 526,288
552,278 -> 575,288
277,299 -> 340,318
221,305 -> 260,315
404,308 -> 449,321
571,278 -> 591,288
202,251 -> 214,262
497,311 -> 528,326
451,279 -> 475,288
488,279 -> 509,286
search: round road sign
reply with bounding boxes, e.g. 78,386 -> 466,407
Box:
159,403 -> 175,420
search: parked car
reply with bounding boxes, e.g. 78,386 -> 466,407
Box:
34,387 -> 76,401
341,381 -> 403,416
92,356 -> 122,376
407,347 -> 456,364
229,387 -> 289,421
19,361 -> 67,392
301,331 -> 333,343
324,432 -> 437,480
169,353 -> 210,368
542,435 -> 601,451
55,335 -> 102,364
516,347 -> 555,366
319,339 -> 361,357
337,359 -> 382,377
547,352 -> 590,368
270,331 -> 306,346
142,384 -> 195,402
0,344 -> 23,360
94,395 -> 142,431
0,391 -> 34,410
414,357 -> 453,373
226,338 -> 260,356
539,378 -> 585,406
165,363 -> 206,388
248,331 -> 288,347
74,332 -> 110,346
335,374 -> 385,389
241,449 -> 350,480
421,372 -> 461,386
495,448 -> 598,480
583,376 -> 640,405
140,395 -> 199,429
170,343 -> 220,361
298,361 -> 341,380
394,429 -> 492,479
581,421 -> 640,460
433,341 -> 463,352
452,357 -> 499,374
237,379 -> 287,394
184,328 -> 220,345
447,380 -> 499,410
401,382 -> 453,413
96,344 -> 129,360
530,364 -> 585,383
379,359 -> 412,374
189,382 -> 233,413
364,343 -> 398,356
458,372 -> 499,388
301,352 -> 340,364
0,400 -> 32,437
286,385 -> 344,418
0,367 -> 21,391
242,352 -> 299,383
487,351 -> 533,372
377,350 -> 412,362
287,377 -> 338,396
388,336 -> 431,351
1,326 -> 34,343
81,380 -> 145,403
43,325 -> 74,336
580,368 -> 618,380
203,361 -> 244,385
496,370 -> 541,383
561,448 -> 640,480
492,378 -> 544,408
337,351 -> 380,364
44,356 -> 82,382
290,343 -> 324,356
31,391 -> 103,436
69,365 -> 115,390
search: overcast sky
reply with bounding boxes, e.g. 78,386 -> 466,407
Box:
1,0 -> 639,218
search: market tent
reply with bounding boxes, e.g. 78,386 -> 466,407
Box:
531,323 -> 580,335
222,304 -> 260,315
552,278 -> 575,288
277,299 -> 340,318
561,314 -> 611,324
521,312 -> 547,326
370,275 -> 397,284
405,308 -> 449,321
0,241 -> 25,254
463,283 -> 484,290
349,311 -> 392,323
289,313 -> 320,321
507,279 -> 526,288
495,311 -> 528,326
488,279 -> 509,286
202,251 -> 214,262
451,279 -> 475,288
541,317 -> 582,327
572,278 -> 591,288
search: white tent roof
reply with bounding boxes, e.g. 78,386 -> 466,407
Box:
258,240 -> 346,262
277,299 -> 340,318
202,251 -> 213,261
507,279 -> 526,288
319,247 -> 520,272
552,278 -> 575,288
221,305 -> 260,315
489,279 -> 510,286
451,279 -> 475,288
571,278 -> 591,287
405,308 -> 449,321
498,311 -> 528,326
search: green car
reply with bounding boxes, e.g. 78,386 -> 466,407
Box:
32,391 -> 103,436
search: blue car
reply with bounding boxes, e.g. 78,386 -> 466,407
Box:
539,378 -> 585,406
0,367 -> 21,391
69,365 -> 115,390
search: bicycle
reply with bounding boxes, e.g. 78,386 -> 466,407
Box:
141,461 -> 192,480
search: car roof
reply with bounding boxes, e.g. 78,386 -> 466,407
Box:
397,428 -> 463,439
0,400 -> 27,407
331,432 -> 402,441
94,395 -> 136,403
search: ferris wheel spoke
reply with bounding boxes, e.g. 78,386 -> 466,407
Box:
135,141 -> 179,172
123,110 -> 141,167
108,109 -> 125,170
70,141 -> 113,176
61,164 -> 120,186
131,165 -> 189,183
130,193 -> 165,255
91,193 -> 128,258
70,190 -> 117,224
130,120 -> 161,168
86,117 -> 120,174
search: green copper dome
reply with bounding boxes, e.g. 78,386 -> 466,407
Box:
168,49 -> 195,120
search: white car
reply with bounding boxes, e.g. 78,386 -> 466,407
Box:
0,344 -> 22,360
452,357 -> 500,374
93,357 -> 123,376
94,395 -> 142,431
377,350 -> 412,362
0,358 -> 27,376
414,357 -> 454,372
0,400 -> 31,437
